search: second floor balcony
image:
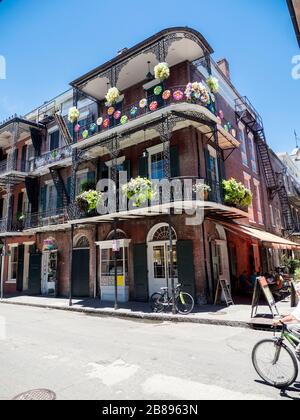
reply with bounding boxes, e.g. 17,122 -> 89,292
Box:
29,145 -> 72,173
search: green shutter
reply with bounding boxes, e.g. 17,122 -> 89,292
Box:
133,244 -> 148,301
123,159 -> 131,181
204,148 -> 211,181
138,156 -> 148,178
170,145 -> 180,178
87,171 -> 96,184
40,186 -> 47,214
56,187 -> 63,210
100,163 -> 109,180
176,240 -> 196,298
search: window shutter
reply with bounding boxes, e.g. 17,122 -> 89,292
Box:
87,171 -> 96,185
100,163 -> 109,180
133,244 -> 148,301
17,192 -> 24,214
138,155 -> 148,178
40,186 -> 47,214
176,240 -> 196,298
204,149 -> 211,181
56,186 -> 63,210
123,159 -> 131,181
0,198 -> 3,219
170,145 -> 180,178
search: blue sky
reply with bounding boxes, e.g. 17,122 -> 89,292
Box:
0,0 -> 299,152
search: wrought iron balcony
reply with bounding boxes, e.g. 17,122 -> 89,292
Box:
24,208 -> 70,230
31,145 -> 72,172
0,158 -> 29,176
0,217 -> 24,234
74,85 -> 227,143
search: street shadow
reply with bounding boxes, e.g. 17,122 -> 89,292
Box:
255,380 -> 300,400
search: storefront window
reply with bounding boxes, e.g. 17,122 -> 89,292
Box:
101,247 -> 128,277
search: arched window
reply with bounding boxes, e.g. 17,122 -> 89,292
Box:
106,229 -> 127,240
74,235 -> 89,248
148,223 -> 177,242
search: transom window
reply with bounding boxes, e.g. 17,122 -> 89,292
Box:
74,236 -> 89,248
152,226 -> 177,242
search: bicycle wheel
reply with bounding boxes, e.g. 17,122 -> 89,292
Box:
252,339 -> 298,389
150,293 -> 164,313
175,292 -> 194,315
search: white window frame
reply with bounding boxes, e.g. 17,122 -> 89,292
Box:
45,181 -> 57,215
147,144 -> 165,180
239,123 -> 248,167
243,172 -> 254,222
105,156 -> 126,179
253,179 -> 263,225
270,205 -> 275,227
248,132 -> 258,174
7,244 -> 18,284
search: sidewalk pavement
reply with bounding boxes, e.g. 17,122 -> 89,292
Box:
0,295 -> 293,329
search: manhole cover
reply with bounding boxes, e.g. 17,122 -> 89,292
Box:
12,389 -> 56,400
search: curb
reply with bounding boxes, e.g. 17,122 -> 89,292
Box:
0,300 -> 252,329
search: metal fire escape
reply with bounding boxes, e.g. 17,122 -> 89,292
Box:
49,167 -> 70,209
235,96 -> 294,232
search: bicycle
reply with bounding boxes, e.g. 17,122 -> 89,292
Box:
252,323 -> 299,389
150,284 -> 194,315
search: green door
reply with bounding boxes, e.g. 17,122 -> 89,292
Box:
28,253 -> 42,295
72,249 -> 90,297
176,240 -> 196,298
133,244 -> 148,301
16,245 -> 24,292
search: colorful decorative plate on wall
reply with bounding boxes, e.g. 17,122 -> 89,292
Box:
103,118 -> 110,128
89,123 -> 97,134
121,116 -> 128,125
74,124 -> 81,133
130,106 -> 138,117
149,101 -> 158,112
162,90 -> 171,100
173,90 -> 184,101
97,117 -> 103,126
82,130 -> 89,139
219,110 -> 224,119
154,86 -> 163,96
108,107 -> 115,116
139,99 -> 148,108
114,111 -> 121,120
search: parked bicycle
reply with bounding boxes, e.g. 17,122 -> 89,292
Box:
252,323 -> 299,389
150,284 -> 194,315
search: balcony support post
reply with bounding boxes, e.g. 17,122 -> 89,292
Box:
155,116 -> 177,314
5,183 -> 13,233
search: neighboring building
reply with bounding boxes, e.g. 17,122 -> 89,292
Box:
0,27 -> 297,304
278,149 -> 300,242
287,0 -> 300,47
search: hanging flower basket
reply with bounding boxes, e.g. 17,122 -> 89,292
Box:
122,177 -> 156,208
76,190 -> 103,215
105,87 -> 121,105
193,183 -> 211,201
68,107 -> 80,123
154,62 -> 170,82
206,76 -> 219,94
185,82 -> 210,105
222,178 -> 253,209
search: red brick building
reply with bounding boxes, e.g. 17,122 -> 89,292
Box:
0,27 -> 298,304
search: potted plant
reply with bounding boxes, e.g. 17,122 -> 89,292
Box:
76,190 -> 103,216
80,181 -> 96,192
222,178 -> 253,210
193,183 -> 211,200
122,177 -> 156,208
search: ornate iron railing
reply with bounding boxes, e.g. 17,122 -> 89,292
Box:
24,208 -> 69,230
75,85 -> 219,143
32,145 -> 72,171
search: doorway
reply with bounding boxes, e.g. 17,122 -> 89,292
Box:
72,235 -> 90,297
147,224 -> 178,298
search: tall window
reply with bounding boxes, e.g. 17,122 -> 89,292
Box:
270,205 -> 275,227
243,172 -> 254,222
8,246 -> 18,282
148,145 -> 165,181
239,124 -> 248,167
248,133 -> 258,174
47,184 -> 57,215
49,130 -> 60,151
253,179 -> 263,224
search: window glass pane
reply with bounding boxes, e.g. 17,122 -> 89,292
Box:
153,245 -> 165,278
151,152 -> 164,180
50,131 -> 60,151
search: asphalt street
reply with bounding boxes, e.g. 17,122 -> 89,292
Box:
0,304 -> 299,401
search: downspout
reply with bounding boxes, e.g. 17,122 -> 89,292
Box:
94,225 -> 98,299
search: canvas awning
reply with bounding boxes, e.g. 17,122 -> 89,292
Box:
215,220 -> 300,250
